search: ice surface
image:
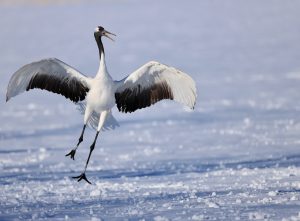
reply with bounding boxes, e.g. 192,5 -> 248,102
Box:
1,0 -> 300,220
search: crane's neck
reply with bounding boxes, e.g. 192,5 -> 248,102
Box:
95,34 -> 107,78
95,34 -> 104,59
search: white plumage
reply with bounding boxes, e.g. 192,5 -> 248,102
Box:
115,61 -> 196,111
6,26 -> 197,184
6,58 -> 92,102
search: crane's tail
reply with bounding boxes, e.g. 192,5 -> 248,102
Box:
76,102 -> 120,131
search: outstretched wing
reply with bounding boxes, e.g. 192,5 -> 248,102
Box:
6,58 -> 91,103
115,61 -> 197,113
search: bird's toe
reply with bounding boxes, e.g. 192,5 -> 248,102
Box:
65,149 -> 76,160
72,173 -> 91,184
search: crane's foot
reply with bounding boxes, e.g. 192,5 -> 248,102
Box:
72,173 -> 91,184
65,149 -> 76,160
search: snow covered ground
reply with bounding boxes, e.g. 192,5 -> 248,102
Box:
1,0 -> 300,220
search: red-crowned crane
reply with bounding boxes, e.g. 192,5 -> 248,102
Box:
6,26 -> 197,184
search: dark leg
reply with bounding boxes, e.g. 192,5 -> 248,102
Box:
66,124 -> 86,160
72,131 -> 99,184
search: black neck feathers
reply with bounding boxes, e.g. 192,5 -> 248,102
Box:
94,33 -> 104,60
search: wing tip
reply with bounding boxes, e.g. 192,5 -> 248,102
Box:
5,91 -> 10,102
191,103 -> 196,110
187,102 -> 196,110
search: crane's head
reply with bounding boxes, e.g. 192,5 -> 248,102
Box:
94,26 -> 116,41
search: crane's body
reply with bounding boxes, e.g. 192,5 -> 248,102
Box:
85,54 -> 115,129
6,26 -> 197,184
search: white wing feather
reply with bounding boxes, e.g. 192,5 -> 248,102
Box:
6,58 -> 92,102
115,61 -> 197,113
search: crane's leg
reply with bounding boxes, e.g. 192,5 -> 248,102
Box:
66,106 -> 92,160
73,110 -> 109,184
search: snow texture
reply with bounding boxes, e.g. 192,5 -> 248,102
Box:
1,0 -> 300,220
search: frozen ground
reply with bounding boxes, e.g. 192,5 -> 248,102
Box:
1,0 -> 300,220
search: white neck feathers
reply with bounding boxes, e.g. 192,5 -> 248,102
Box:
96,51 -> 108,78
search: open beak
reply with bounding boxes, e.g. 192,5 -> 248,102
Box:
103,30 -> 116,41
